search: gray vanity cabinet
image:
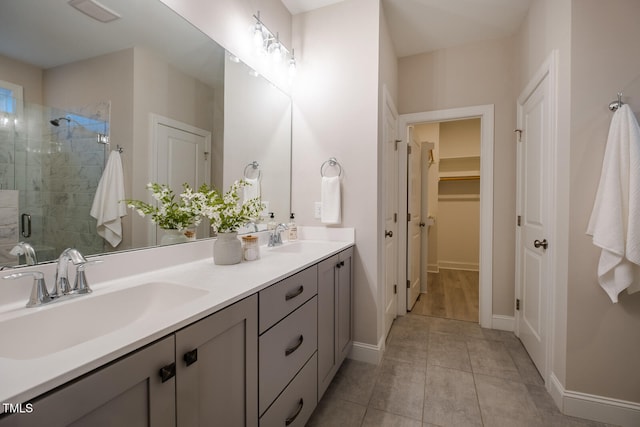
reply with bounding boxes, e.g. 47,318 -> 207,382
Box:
176,294 -> 258,427
317,247 -> 354,399
0,336 -> 176,427
0,246 -> 353,427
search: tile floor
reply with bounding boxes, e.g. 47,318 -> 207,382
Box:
306,314 -> 617,427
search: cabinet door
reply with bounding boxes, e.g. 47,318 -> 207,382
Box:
176,294 -> 258,427
0,336 -> 176,427
337,247 -> 353,365
317,254 -> 338,399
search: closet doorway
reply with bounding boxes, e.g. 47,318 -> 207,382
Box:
398,105 -> 494,328
411,118 -> 481,322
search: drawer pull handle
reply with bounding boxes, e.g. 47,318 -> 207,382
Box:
184,348 -> 198,367
159,362 -> 176,383
285,398 -> 304,426
285,285 -> 304,301
285,335 -> 304,356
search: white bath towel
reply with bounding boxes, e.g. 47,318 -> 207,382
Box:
586,104 -> 640,302
321,176 -> 341,224
243,177 -> 260,202
90,150 -> 127,247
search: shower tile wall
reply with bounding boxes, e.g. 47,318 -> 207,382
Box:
44,130 -> 105,257
0,190 -> 18,265
41,105 -> 108,259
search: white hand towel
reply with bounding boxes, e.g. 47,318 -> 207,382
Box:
90,150 -> 127,248
321,176 -> 341,224
586,104 -> 640,302
243,178 -> 260,202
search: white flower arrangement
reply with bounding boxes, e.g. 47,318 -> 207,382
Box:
126,180 -> 264,234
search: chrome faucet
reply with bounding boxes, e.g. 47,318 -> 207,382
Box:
268,223 -> 288,247
10,242 -> 38,265
52,248 -> 87,297
246,221 -> 259,233
3,248 -> 101,308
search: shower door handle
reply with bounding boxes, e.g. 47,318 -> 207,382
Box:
21,214 -> 31,238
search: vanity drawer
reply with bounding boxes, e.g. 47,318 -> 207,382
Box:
259,265 -> 317,333
259,353 -> 317,427
259,297 -> 317,415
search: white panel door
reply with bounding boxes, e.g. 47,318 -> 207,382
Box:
383,99 -> 398,339
516,73 -> 551,379
156,121 -> 210,242
407,127 -> 422,310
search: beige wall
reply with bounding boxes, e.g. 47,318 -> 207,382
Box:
0,55 -> 43,105
565,0 -> 640,403
398,36 -> 517,316
292,0 -> 381,347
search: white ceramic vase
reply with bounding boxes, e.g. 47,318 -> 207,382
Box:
214,231 -> 242,265
160,229 -> 189,246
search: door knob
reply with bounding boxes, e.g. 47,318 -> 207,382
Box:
385,230 -> 393,238
533,239 -> 548,250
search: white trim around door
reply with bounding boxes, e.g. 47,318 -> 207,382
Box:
398,104 -> 494,328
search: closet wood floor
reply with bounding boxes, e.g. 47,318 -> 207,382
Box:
410,269 -> 479,322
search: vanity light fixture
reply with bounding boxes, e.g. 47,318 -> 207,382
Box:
252,11 -> 294,66
68,0 -> 121,23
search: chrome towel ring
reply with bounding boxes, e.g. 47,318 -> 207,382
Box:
320,157 -> 342,177
244,161 -> 261,180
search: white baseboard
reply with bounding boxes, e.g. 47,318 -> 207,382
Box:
438,262 -> 479,271
491,315 -> 514,331
348,338 -> 384,365
549,373 -> 640,426
427,264 -> 439,273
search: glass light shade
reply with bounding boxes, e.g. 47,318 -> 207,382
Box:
268,41 -> 284,63
252,23 -> 265,51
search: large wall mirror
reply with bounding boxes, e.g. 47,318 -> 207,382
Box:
0,0 -> 292,266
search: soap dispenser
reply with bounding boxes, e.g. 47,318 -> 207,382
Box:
288,213 -> 298,241
267,212 -> 277,231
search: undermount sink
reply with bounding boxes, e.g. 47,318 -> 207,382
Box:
0,282 -> 208,360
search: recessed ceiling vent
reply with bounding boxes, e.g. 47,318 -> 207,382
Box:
68,0 -> 121,23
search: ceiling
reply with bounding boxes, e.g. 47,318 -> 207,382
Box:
281,0 -> 533,58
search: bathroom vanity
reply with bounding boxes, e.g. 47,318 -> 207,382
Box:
0,231 -> 354,427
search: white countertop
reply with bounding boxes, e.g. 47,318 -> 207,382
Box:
0,228 -> 354,407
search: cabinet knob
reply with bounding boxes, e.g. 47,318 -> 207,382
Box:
285,398 -> 304,426
284,335 -> 304,356
183,348 -> 198,367
159,362 -> 176,383
336,260 -> 345,268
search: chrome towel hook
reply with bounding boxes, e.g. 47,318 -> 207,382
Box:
609,92 -> 624,111
320,157 -> 342,177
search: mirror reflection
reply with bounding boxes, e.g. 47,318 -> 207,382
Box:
0,0 -> 292,267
